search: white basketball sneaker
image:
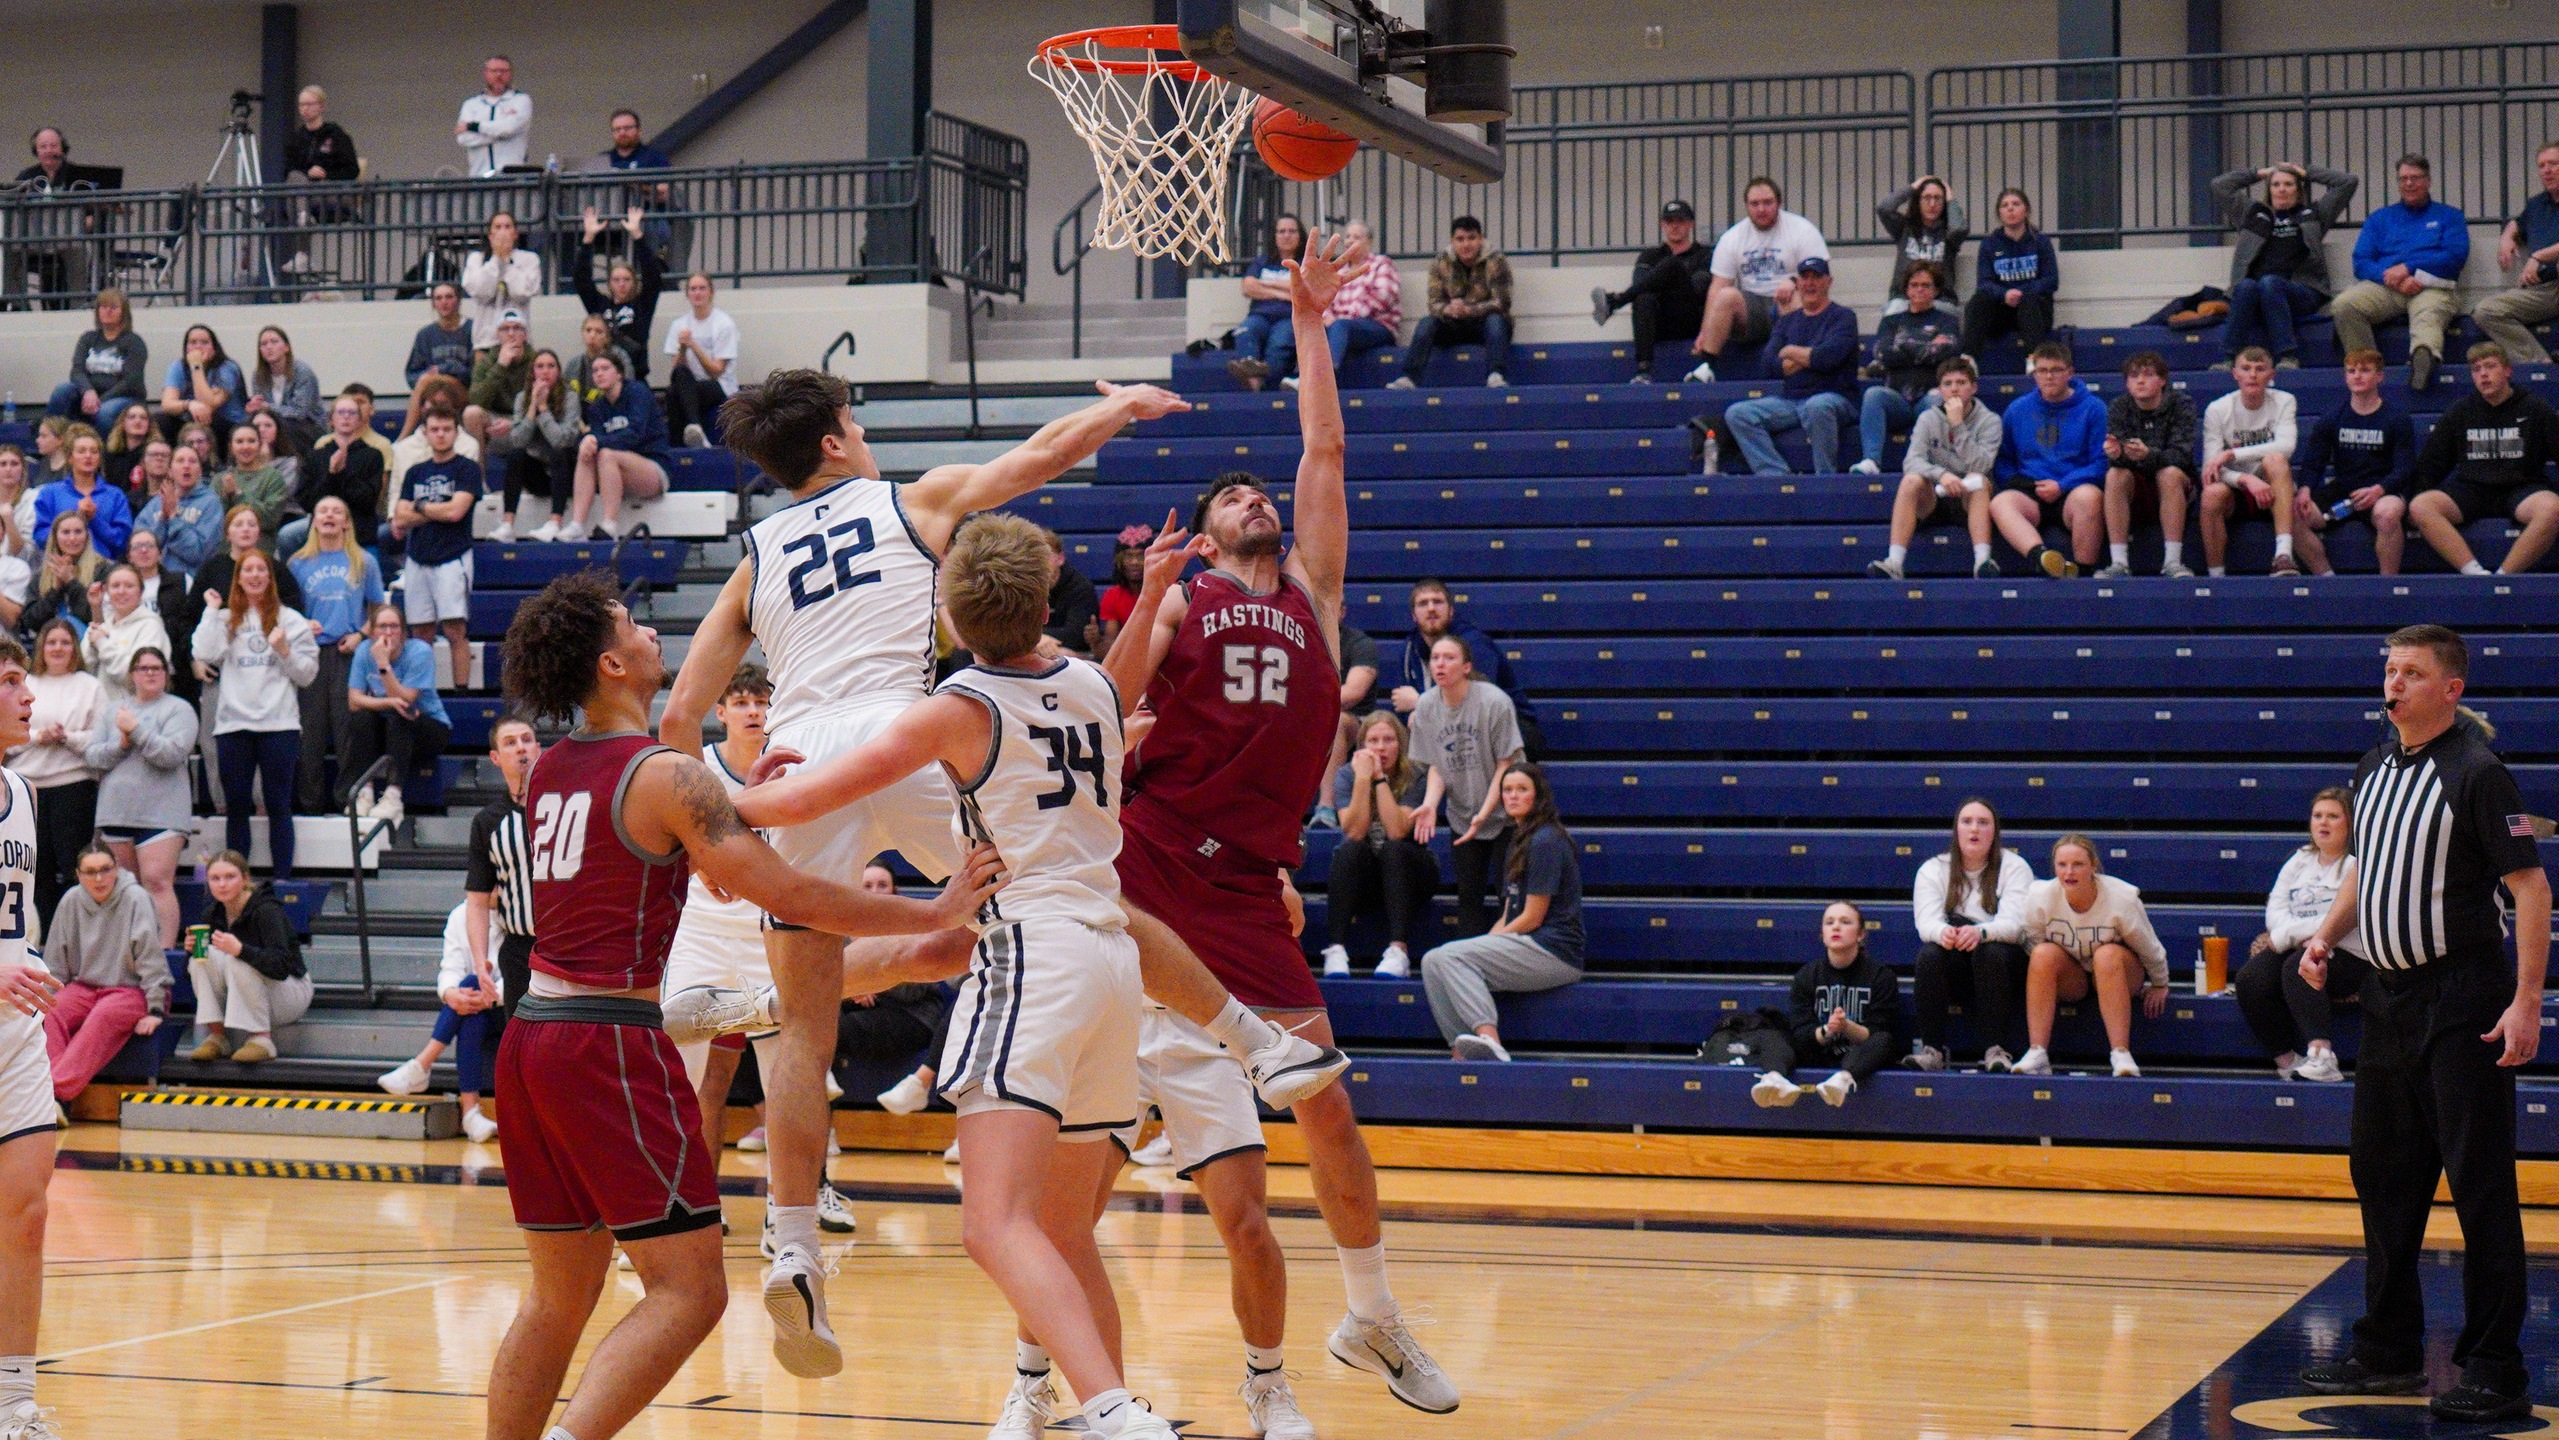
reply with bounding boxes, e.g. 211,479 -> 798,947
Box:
1242,1028 -> 1351,1110
1107,1400 -> 1178,1439
0,1405 -> 62,1440
1242,1367 -> 1320,1439
2011,1045 -> 2052,1076
987,1369 -> 1060,1440
661,983 -> 780,1047
763,1242 -> 844,1378
376,1057 -> 429,1095
1330,1311 -> 1459,1412
817,1182 -> 858,1234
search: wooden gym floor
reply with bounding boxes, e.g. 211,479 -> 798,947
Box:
32,1124 -> 2559,1439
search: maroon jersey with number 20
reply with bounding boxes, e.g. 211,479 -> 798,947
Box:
526,731 -> 692,990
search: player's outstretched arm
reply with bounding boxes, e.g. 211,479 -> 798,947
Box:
902,382 -> 1194,553
631,750 -> 1003,936
1100,510 -> 1202,713
661,561 -> 754,759
1283,230 -> 1360,633
730,693 -> 988,830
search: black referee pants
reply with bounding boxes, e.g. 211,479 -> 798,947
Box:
2349,954 -> 2529,1395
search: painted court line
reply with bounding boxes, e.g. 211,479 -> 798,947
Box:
38,1275 -> 458,1362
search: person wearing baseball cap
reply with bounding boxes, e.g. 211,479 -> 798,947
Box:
1718,254 -> 1860,474
1593,199 -> 1713,383
464,306 -> 534,456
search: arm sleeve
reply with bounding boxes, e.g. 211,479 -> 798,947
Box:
396,643 -> 439,696
109,335 -> 151,404
2230,397 -> 2298,464
190,607 -> 226,666
2413,211 -> 2472,279
234,904 -> 300,981
1803,310 -> 1858,373
405,330 -> 433,386
62,334 -> 93,390
1523,829 -> 1566,898
2413,403 -> 2465,490
2168,396 -> 2204,464
465,808 -> 501,894
1787,963 -> 1823,1049
2306,167 -> 2361,225
131,916 -> 172,1012
1868,966 -> 1904,1038
1960,411 -> 2005,480
2464,759 -> 2547,879
82,708 -> 122,773
1426,257 -> 1452,314
2027,237 -> 2061,295
2296,414 -> 2335,489
2122,896 -> 2171,989
1488,255 -> 1513,315
2202,398 -> 2230,458
1486,690 -> 1525,762
1903,410 -> 1946,481
461,253 -> 500,304
1876,187 -> 1914,239
281,616 -> 320,689
138,704 -> 195,769
2383,411 -> 2419,496
1912,859 -> 1947,939
1985,857 -> 2034,944
482,95 -> 530,141
2265,852 -> 2309,951
571,241 -> 605,312
2351,218 -> 2386,283
2209,169 -> 2256,228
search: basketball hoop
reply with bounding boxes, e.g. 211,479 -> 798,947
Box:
1031,25 -> 1257,266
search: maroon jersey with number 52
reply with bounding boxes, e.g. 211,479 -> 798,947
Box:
525,732 -> 692,990
1127,568 -> 1339,868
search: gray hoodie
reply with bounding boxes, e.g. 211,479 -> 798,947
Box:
87,691 -> 199,834
44,869 -> 170,1013
1903,397 -> 2004,484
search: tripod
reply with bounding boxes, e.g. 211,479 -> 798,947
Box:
208,110 -> 277,292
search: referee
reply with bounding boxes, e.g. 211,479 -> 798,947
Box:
2297,624 -> 2553,1422
464,714 -> 540,1009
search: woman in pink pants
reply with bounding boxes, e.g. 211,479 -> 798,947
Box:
41,844 -> 167,1100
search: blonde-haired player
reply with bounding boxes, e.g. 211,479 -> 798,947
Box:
0,636 -> 63,1440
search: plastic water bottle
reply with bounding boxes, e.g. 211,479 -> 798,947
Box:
2,392 -> 14,425
1698,428 -> 1720,476
2330,498 -> 2356,521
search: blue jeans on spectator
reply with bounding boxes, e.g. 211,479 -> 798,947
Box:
2224,274 -> 2321,360
1402,311 -> 1511,382
1232,310 -> 1291,372
1725,391 -> 1858,475
1857,387 -> 1944,467
217,728 -> 300,878
1327,316 -> 1398,373
433,974 -> 498,1094
46,383 -> 135,429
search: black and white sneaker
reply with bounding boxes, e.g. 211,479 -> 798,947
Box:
1242,1028 -> 1352,1110
2299,1356 -> 2427,1396
816,1182 -> 858,1234
2430,1381 -> 2531,1422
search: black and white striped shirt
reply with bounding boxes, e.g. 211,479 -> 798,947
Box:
466,795 -> 536,938
2349,720 -> 2542,971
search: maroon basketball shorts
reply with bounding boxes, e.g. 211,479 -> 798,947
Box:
497,995 -> 723,1240
1116,797 -> 1325,1012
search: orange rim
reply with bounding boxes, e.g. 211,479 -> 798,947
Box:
1034,24 -> 1217,82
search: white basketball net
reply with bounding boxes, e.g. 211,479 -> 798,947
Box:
1032,35 -> 1257,266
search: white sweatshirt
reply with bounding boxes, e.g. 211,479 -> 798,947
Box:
82,601 -> 171,703
2203,387 -> 2298,465
454,89 -> 533,175
1911,848 -> 2035,943
2264,847 -> 2364,957
438,901 -> 506,994
2020,874 -> 2170,989
9,670 -> 102,788
191,604 -> 319,734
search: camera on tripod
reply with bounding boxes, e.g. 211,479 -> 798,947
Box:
228,90 -> 261,126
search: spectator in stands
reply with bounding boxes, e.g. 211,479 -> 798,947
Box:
454,54 -> 531,178
2097,349 -> 2200,579
1906,799 -> 2037,1073
377,902 -> 503,1142
184,850 -> 310,1066
1748,901 -> 1903,1108
571,315 -> 632,405
1228,214 -> 1307,388
1410,634 -> 1525,938
663,272 -> 740,447
286,85 -> 360,185
2015,834 -> 2170,1078
1095,523 -> 1149,655
573,207 -> 663,385
30,417 -> 69,484
12,620 -> 100,927
2332,155 -> 2470,393
1721,257 -> 1859,474
1284,219 -> 1398,393
490,350 -> 582,544
193,549 -> 319,876
1684,178 -> 1829,384
2211,162 -> 2358,370
2476,142 -> 2559,364
1322,712 -> 1435,979
188,506 -> 304,637
137,445 -> 222,580
1960,189 -> 2059,360
463,309 -> 532,447
1388,577 -> 1540,753
245,326 -> 324,454
344,601 -> 450,825
2408,342 -> 2559,575
34,425 -> 132,559
0,447 -> 32,561
47,288 -> 147,428
2199,347 -> 2304,576
84,646 -> 191,946
82,564 -> 169,706
461,212 -> 541,353
157,325 -> 247,450
1871,356 -> 2002,580
2234,786 -> 2363,1085
402,284 -> 475,434
1990,342 -> 2107,577
338,384 -> 396,470
120,531 -> 186,651
40,844 -> 166,1101
19,513 -> 101,637
250,412 -> 303,494
1592,199 -> 1714,385
289,500 -> 383,813
216,423 -> 292,541
174,423 -> 217,479
102,407 -> 160,497
2294,349 -> 2416,576
1419,762 -> 1579,1062
567,352 -> 666,541
1852,263 -> 1962,474
1877,176 -> 1969,316
393,410 -> 481,681
1034,528 -> 1099,656
1314,614 -> 1383,829
281,395 -> 387,557
1391,215 -> 1513,390
389,376 -> 482,493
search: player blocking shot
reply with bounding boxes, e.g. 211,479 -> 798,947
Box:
730,512 -> 1180,1439
0,641 -> 60,1440
483,572 -> 1002,1440
663,367 -> 1348,1380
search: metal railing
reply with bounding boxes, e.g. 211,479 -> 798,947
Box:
0,111 -> 1027,310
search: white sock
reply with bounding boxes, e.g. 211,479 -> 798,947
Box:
0,1356 -> 33,1417
2162,540 -> 2184,566
2208,565 -> 2227,577
2463,560 -> 2491,575
1205,997 -> 1280,1055
1015,1339 -> 1051,1375
544,1428 -> 579,1440
1972,542 -> 1993,564
2109,542 -> 2130,566
1885,544 -> 1908,566
1082,1388 -> 1137,1435
769,1203 -> 819,1254
1337,1241 -> 1398,1322
2275,533 -> 2294,557
1245,1342 -> 1287,1374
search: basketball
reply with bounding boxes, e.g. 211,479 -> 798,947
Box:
1252,97 -> 1359,181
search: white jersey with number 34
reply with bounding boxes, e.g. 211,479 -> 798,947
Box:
937,658 -> 1126,935
742,476 -> 940,737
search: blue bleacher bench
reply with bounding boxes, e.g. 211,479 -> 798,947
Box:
1098,427 -> 1691,483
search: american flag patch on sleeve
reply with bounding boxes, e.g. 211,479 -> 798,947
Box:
2510,814 -> 2539,838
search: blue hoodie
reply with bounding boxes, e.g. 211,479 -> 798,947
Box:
1997,380 -> 2109,491
1974,227 -> 2059,297
2351,198 -> 2470,284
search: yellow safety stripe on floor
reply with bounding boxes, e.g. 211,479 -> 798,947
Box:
120,1092 -> 433,1114
116,1155 -> 431,1183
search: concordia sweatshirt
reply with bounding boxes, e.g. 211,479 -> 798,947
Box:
43,869 -> 169,1012
2265,847 -> 2365,957
2020,874 -> 2170,990
192,604 -> 320,734
1788,950 -> 1903,1058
